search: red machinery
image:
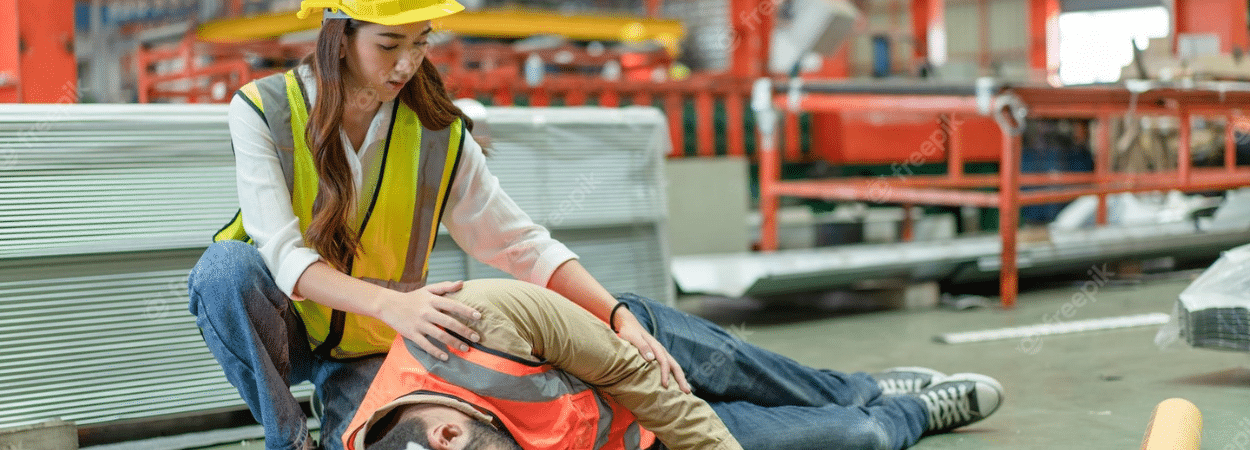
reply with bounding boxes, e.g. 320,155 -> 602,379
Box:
0,0 -> 77,103
754,79 -> 1250,307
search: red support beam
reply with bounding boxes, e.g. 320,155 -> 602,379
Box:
1028,0 -> 1060,84
10,0 -> 77,103
665,93 -> 685,157
1095,115 -> 1111,225
695,91 -> 716,156
910,0 -> 945,68
565,89 -> 588,106
945,114 -> 964,179
530,89 -> 550,107
599,90 -> 620,107
1173,0 -> 1250,54
631,92 -> 653,108
645,0 -> 662,19
729,0 -> 774,77
759,118 -> 781,251
0,0 -> 19,103
1179,110 -> 1192,183
784,110 -> 801,161
999,130 -> 1021,309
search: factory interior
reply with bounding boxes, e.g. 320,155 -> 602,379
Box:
3,0 -> 1250,449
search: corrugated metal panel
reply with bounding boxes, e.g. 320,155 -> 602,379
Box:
0,104 -> 239,259
0,103 -> 672,429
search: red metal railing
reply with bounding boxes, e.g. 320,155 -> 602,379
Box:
756,81 -> 1250,308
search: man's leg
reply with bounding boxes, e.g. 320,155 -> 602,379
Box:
708,396 -> 928,450
310,355 -> 386,450
188,240 -> 317,450
615,293 -> 880,408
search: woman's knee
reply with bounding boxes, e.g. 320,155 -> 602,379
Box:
187,241 -> 270,316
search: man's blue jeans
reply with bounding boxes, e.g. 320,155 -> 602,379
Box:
188,240 -> 383,450
616,294 -> 928,450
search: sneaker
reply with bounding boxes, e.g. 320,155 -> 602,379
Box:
914,373 -> 1004,434
872,366 -> 947,396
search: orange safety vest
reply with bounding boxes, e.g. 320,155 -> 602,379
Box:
344,336 -> 658,450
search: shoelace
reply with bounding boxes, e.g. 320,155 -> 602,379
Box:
919,383 -> 974,431
878,376 -> 925,395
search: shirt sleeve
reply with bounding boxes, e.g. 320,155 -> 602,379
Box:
449,279 -> 744,450
228,95 -> 321,298
441,131 -> 578,287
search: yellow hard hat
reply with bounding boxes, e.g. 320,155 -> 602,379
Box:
296,0 -> 465,26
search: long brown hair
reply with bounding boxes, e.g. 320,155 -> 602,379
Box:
305,18 -> 472,272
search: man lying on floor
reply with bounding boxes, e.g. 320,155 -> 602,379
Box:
343,279 -> 1004,450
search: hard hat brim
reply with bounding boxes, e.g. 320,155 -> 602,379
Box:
356,0 -> 465,25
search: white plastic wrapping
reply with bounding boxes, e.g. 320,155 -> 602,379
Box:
1155,243 -> 1250,352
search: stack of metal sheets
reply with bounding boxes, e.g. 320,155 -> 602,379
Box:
1173,243 -> 1250,353
0,104 -> 673,429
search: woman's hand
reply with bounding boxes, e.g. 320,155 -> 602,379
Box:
613,309 -> 692,394
376,280 -> 483,361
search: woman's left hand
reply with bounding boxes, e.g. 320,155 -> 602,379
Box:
613,310 -> 692,394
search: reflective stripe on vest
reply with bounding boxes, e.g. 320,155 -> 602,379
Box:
214,68 -> 464,359
344,336 -> 657,450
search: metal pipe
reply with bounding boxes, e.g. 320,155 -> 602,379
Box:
772,181 -> 1001,207
1226,114 -> 1238,171
1096,114 -> 1111,224
753,78 -> 780,251
1179,109 -> 1192,182
696,91 -> 715,156
946,114 -> 965,179
792,95 -> 982,114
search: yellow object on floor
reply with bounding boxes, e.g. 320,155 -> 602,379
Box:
1140,398 -> 1202,450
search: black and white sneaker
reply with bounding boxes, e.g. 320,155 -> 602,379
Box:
872,367 -> 947,396
914,373 -> 1004,434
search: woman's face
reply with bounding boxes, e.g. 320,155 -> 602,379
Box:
342,20 -> 431,107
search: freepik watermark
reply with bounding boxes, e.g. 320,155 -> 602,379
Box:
1016,263 -> 1113,355
1224,415 -> 1250,450
691,323 -> 756,380
144,273 -> 191,321
10,81 -> 79,168
867,115 -> 968,203
544,173 -> 603,227
716,0 -> 786,52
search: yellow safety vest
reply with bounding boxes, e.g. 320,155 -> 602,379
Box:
215,69 -> 464,360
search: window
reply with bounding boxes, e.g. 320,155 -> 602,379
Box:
1057,6 -> 1170,85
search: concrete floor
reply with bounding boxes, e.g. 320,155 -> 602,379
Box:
198,275 -> 1249,450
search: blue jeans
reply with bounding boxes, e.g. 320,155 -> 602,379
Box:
188,240 -> 384,450
616,294 -> 928,450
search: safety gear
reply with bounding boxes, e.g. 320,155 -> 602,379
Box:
296,0 -> 465,26
343,336 -> 659,450
217,68 -> 466,359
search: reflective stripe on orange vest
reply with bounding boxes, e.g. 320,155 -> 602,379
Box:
345,336 -> 658,450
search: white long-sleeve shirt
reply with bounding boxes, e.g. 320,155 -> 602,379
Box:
228,66 -> 577,298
